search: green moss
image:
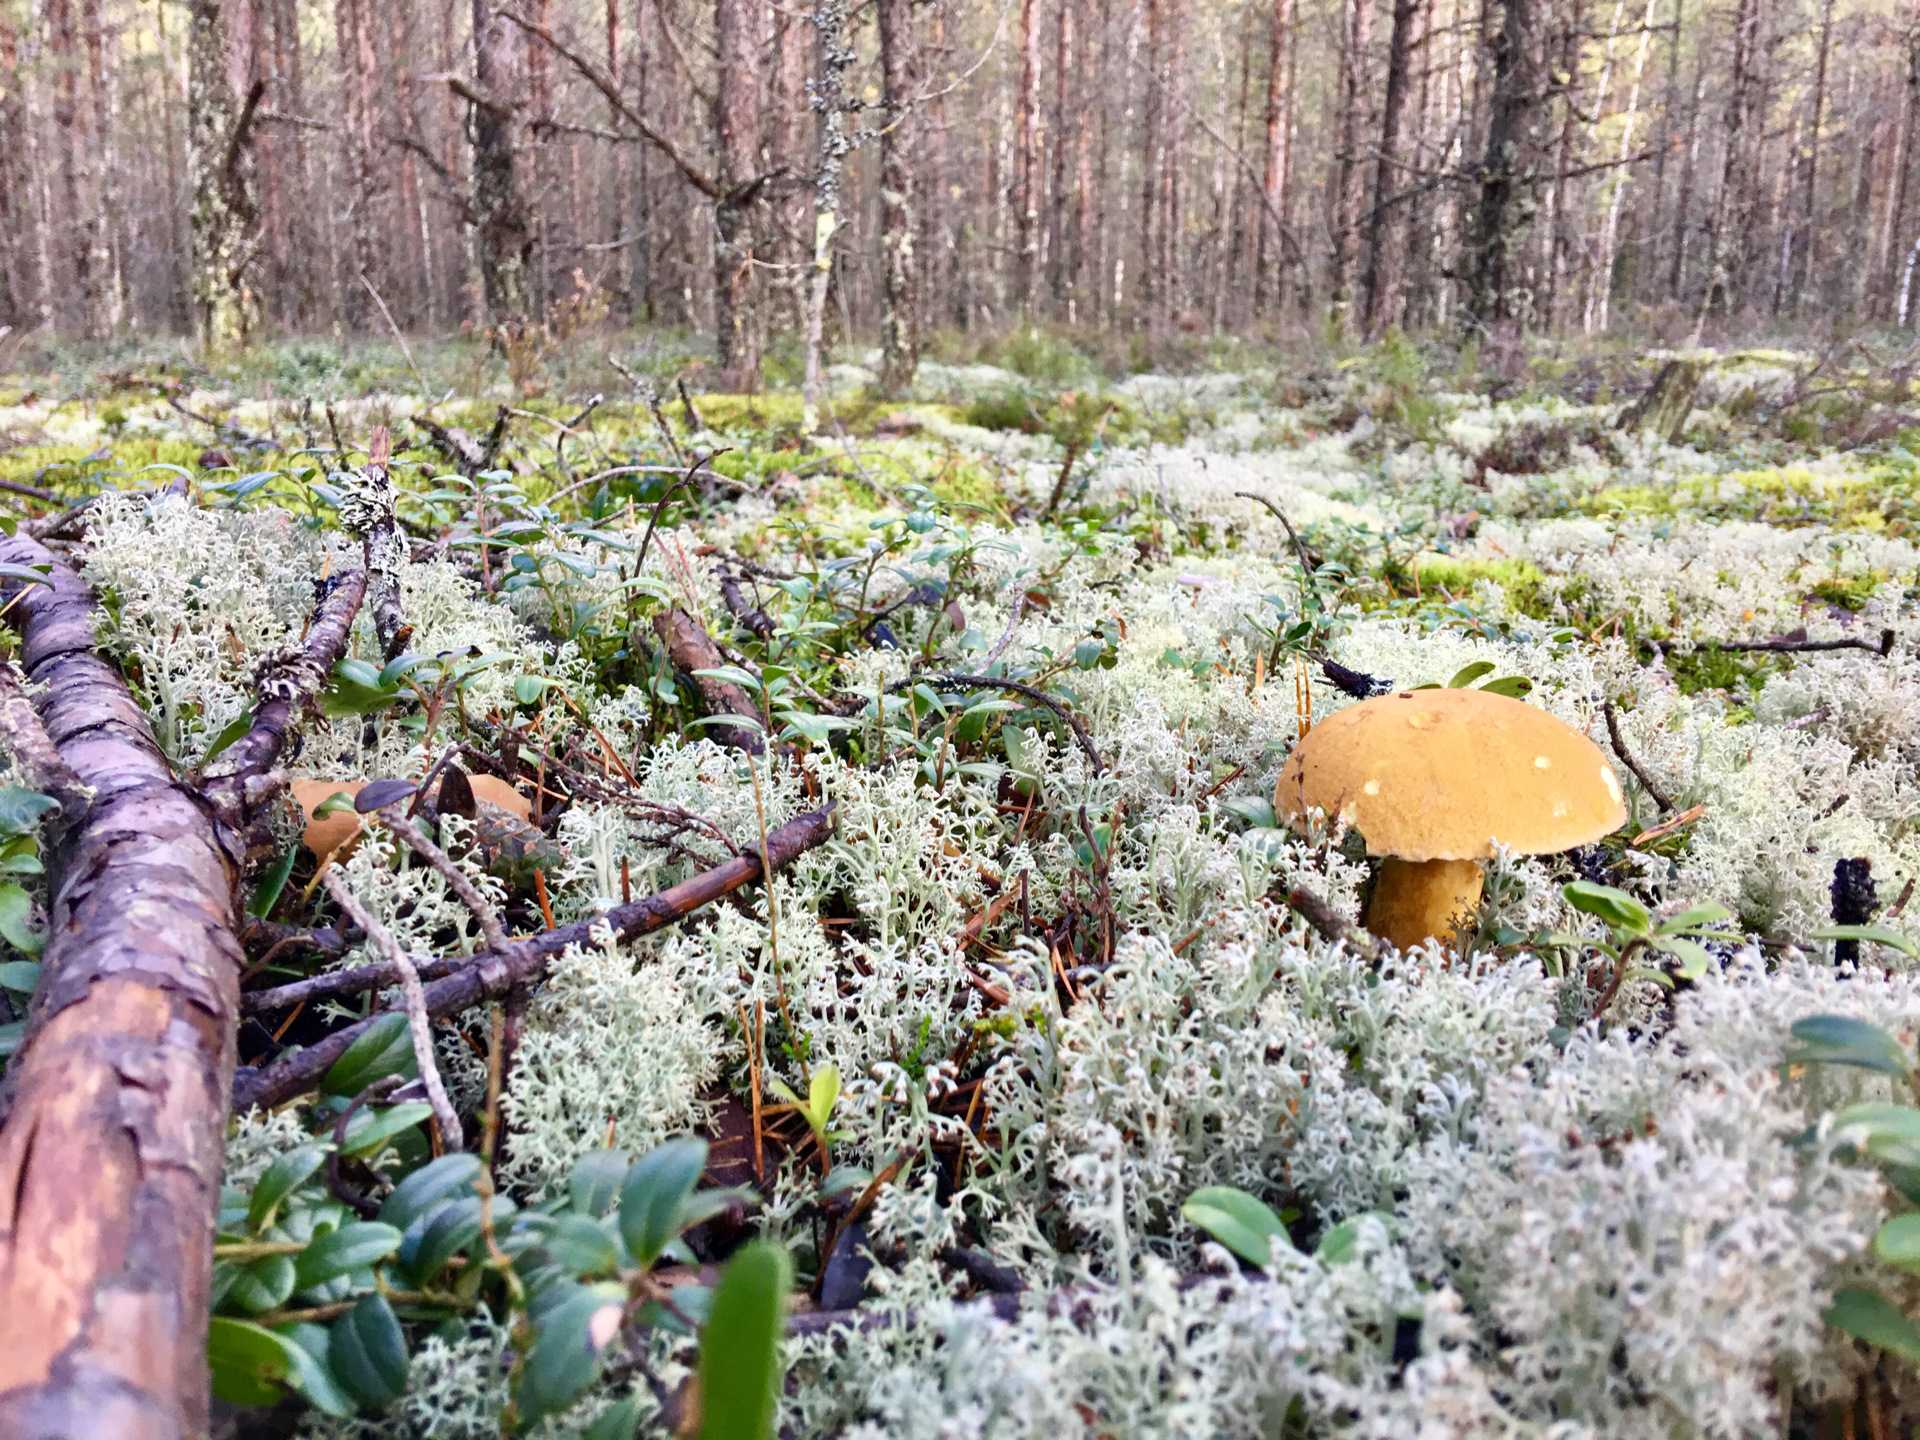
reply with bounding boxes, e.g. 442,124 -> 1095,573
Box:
1567,462 -> 1920,533
1415,557 -> 1551,618
0,438 -> 210,497
1808,568 -> 1890,611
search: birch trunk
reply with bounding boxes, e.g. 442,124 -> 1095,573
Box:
877,0 -> 919,394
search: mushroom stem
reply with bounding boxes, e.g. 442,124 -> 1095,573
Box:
1364,857 -> 1484,953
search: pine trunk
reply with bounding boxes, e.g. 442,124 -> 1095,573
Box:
877,0 -> 919,394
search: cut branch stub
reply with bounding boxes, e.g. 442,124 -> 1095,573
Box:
0,534 -> 243,1439
336,426 -> 412,660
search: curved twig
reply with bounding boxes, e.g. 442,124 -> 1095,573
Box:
895,673 -> 1104,775
1601,700 -> 1675,814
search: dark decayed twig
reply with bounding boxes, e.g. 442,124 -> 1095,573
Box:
716,564 -> 775,640
232,803 -> 838,1110
1321,658 -> 1394,699
1601,700 -> 1675,814
1831,858 -> 1878,966
1235,491 -> 1318,576
1284,884 -> 1385,964
893,673 -> 1105,775
1649,627 -> 1896,658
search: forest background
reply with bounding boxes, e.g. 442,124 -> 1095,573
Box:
0,0 -> 1903,373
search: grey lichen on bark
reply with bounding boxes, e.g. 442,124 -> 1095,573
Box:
334,427 -> 412,660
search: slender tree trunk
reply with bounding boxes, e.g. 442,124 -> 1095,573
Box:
1667,12 -> 1704,299
1330,0 -> 1375,333
1256,0 -> 1294,315
877,0 -> 919,394
1797,0 -> 1833,310
0,6 -> 24,326
335,0 -> 381,324
802,0 -> 851,428
714,0 -> 763,389
1468,0 -> 1545,327
1362,0 -> 1419,332
188,0 -> 262,353
1049,0 -> 1076,305
471,0 -> 530,321
1700,0 -> 1771,319
1015,0 -> 1042,311
1588,0 -> 1655,330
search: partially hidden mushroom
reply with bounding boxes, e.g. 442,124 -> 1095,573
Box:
1276,687 -> 1626,952
290,773 -> 533,859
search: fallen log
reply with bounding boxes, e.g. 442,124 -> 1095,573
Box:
0,535 -> 243,1439
233,802 -> 838,1111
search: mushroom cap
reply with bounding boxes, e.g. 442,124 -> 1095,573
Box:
291,779 -> 367,857
1276,687 -> 1626,861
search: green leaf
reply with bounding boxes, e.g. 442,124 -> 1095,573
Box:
1830,1103 -> 1920,1167
618,1138 -> 709,1268
378,652 -> 425,687
338,1102 -> 433,1160
0,786 -> 58,835
403,1197 -> 484,1284
322,1013 -> 420,1097
698,1241 -> 791,1440
1789,1014 -> 1912,1077
1180,1186 -> 1294,1266
513,675 -> 554,706
1563,880 -> 1652,934
247,845 -> 299,919
378,1153 -> 483,1232
540,1213 -> 623,1278
201,708 -> 256,765
1476,674 -> 1535,698
690,665 -> 764,694
0,882 -> 44,956
248,1144 -> 330,1233
1314,1212 -> 1395,1264
278,1322 -> 357,1417
328,1293 -> 410,1410
208,1316 -> 300,1408
1811,924 -> 1920,959
1220,795 -> 1277,829
1650,934 -> 1714,981
0,960 -> 40,993
1660,901 -> 1734,932
570,1149 -> 631,1218
1446,661 -> 1496,688
518,1281 -> 628,1423
584,1394 -> 646,1440
1825,1288 -> 1920,1365
294,1221 -> 403,1290
226,1254 -> 297,1314
0,563 -> 51,589
1875,1215 -> 1920,1273
805,1066 -> 841,1137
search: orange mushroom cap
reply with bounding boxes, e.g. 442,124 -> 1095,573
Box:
1276,687 -> 1627,861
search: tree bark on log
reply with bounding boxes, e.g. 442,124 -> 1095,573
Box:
654,606 -> 766,753
0,535 -> 243,1440
233,801 -> 838,1112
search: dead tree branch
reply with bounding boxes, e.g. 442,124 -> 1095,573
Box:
655,606 -> 767,753
0,534 -> 243,1435
232,803 -> 838,1110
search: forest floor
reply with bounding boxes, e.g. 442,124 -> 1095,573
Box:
4,329 -> 1920,1437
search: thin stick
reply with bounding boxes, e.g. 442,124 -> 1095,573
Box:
377,802 -> 513,954
1602,701 -> 1676,814
321,869 -> 464,1152
895,672 -> 1104,774
1234,491 -> 1317,576
980,594 -> 1028,668
358,271 -> 427,395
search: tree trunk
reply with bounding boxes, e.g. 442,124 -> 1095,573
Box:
1329,0 -> 1375,332
802,0 -> 852,428
1362,0 -> 1419,333
1466,0 -> 1545,327
0,535 -> 244,1440
1016,0 -> 1042,312
1797,0 -> 1833,310
335,0 -> 381,324
714,0 -> 763,390
877,0 -> 919,395
188,0 -> 262,353
1700,0 -> 1771,319
1255,0 -> 1294,315
472,0 -> 530,322
1048,0 -> 1075,306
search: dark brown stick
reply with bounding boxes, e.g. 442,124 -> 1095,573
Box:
199,568 -> 369,836
1284,885 -> 1384,963
0,534 -> 244,1436
655,605 -> 766,753
232,803 -> 837,1111
1601,700 -> 1675,814
1649,627 -> 1895,657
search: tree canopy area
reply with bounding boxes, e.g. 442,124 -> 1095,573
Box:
15,0 -> 1920,1437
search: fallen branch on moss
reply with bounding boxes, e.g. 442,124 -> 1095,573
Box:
1602,700 -> 1676,814
893,673 -> 1105,775
655,605 -> 767,754
232,802 -> 838,1110
1647,627 -> 1896,658
0,533 -> 244,1435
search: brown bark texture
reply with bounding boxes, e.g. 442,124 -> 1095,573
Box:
654,605 -> 766,753
0,535 -> 243,1440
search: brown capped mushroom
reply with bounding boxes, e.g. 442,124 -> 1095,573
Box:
467,773 -> 533,823
291,779 -> 368,858
1276,687 -> 1626,952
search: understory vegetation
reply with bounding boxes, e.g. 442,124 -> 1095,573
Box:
10,330 -> 1920,1438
